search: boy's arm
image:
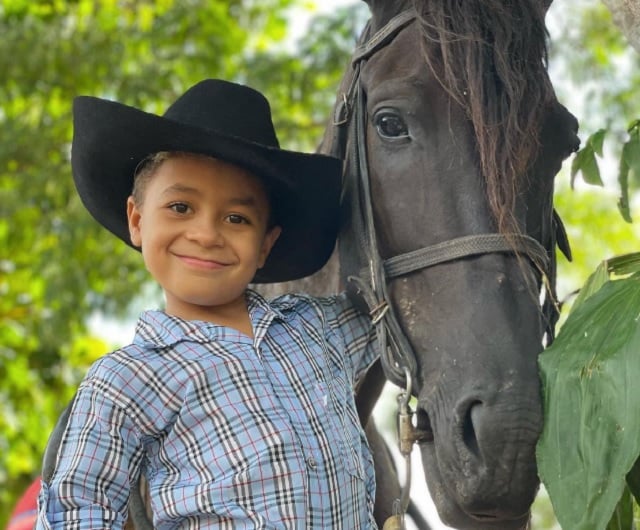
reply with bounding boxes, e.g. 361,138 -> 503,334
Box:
37,382 -> 140,530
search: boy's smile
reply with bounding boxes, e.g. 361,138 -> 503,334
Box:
126,154 -> 281,328
175,254 -> 231,270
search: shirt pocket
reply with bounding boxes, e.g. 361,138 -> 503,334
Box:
324,330 -> 370,481
341,397 -> 371,481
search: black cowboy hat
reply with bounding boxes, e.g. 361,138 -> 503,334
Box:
71,79 -> 341,283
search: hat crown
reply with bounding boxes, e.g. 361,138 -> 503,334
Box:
163,79 -> 280,148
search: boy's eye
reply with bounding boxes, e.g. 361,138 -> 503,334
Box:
169,202 -> 190,214
227,214 -> 248,224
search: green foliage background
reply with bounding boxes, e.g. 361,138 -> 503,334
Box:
1,0 -> 639,528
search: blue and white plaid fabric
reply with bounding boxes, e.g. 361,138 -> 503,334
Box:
37,290 -> 378,529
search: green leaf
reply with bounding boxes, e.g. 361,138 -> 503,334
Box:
604,487 -> 634,530
607,254 -> 640,277
622,127 -> 640,181
617,158 -> 632,223
571,260 -> 610,310
571,148 -> 585,188
538,276 -> 640,530
627,455 -> 640,506
589,129 -> 607,157
571,145 -> 604,187
569,251 -> 640,311
617,121 -> 637,224
569,129 -> 610,188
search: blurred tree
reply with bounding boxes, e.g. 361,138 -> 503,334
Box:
547,0 -> 640,297
540,2 -> 640,528
550,1 -> 640,227
602,0 -> 640,53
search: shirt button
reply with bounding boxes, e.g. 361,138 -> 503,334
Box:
306,457 -> 317,470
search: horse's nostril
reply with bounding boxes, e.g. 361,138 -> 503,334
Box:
462,400 -> 483,457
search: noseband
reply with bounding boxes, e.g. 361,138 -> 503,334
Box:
333,10 -> 563,390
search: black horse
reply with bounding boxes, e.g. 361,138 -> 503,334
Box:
268,1 -> 579,528
38,1 -> 579,529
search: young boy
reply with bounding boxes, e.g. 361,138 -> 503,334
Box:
36,79 -> 378,529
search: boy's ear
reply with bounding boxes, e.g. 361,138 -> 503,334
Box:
258,225 -> 282,268
126,196 -> 142,248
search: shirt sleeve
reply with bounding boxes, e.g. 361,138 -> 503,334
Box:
36,377 -> 142,530
320,292 -> 378,384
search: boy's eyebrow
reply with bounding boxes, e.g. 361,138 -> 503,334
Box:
160,184 -> 260,207
160,183 -> 200,196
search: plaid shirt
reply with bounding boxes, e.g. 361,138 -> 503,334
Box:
37,290 -> 378,529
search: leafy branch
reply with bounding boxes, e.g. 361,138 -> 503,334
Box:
571,120 -> 640,223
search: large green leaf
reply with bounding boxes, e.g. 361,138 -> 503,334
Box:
627,455 -> 640,505
605,487 -> 635,530
571,253 -> 640,311
538,275 -> 640,530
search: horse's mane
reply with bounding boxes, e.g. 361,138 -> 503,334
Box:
413,0 -> 556,233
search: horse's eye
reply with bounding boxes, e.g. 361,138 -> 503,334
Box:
374,111 -> 409,139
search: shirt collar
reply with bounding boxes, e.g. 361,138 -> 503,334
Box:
133,289 -> 287,350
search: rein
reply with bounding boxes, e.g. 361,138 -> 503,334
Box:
333,10 -> 563,529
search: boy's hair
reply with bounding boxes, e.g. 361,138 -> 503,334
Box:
131,152 -> 172,207
131,151 -> 278,228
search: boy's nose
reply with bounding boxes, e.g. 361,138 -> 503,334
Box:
186,219 -> 224,247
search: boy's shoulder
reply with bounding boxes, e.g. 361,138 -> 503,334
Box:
83,341 -> 148,375
268,290 -> 339,307
266,291 -> 354,321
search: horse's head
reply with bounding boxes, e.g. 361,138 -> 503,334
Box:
327,1 -> 579,528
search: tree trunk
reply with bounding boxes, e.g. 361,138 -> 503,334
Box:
601,0 -> 640,53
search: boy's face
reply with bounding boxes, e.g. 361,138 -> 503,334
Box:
126,154 -> 281,321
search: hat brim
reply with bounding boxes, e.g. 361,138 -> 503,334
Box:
72,96 -> 342,283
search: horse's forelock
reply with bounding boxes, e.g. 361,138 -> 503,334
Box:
412,0 -> 555,234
